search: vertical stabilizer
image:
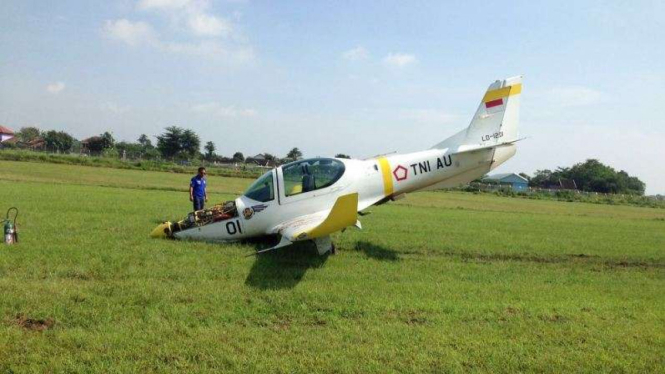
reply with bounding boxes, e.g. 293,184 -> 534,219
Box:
432,76 -> 522,150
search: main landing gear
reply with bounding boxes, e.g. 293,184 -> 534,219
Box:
313,236 -> 336,255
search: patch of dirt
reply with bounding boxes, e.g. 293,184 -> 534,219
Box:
305,317 -> 327,327
448,251 -> 665,270
538,313 -> 565,323
64,269 -> 93,280
403,311 -> 428,325
271,319 -> 291,331
175,295 -> 195,304
15,314 -> 55,331
70,294 -> 87,303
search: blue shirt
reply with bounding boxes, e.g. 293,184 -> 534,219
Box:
190,175 -> 207,198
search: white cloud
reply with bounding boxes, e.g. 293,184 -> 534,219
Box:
383,53 -> 417,67
101,0 -> 253,63
103,19 -> 156,46
46,82 -> 66,94
191,103 -> 257,118
547,86 -> 604,107
137,0 -> 191,11
187,13 -> 232,37
342,46 -> 369,61
138,0 -> 233,38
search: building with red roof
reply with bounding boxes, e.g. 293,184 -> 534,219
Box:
0,125 -> 15,142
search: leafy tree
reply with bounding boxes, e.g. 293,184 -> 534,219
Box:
138,134 -> 153,149
529,160 -> 645,195
180,129 -> 201,159
43,130 -> 74,153
566,159 -> 644,195
100,132 -> 115,150
85,132 -> 115,155
17,127 -> 41,142
286,147 -> 302,161
232,152 -> 245,162
116,141 -> 143,159
263,153 -> 276,161
204,141 -> 216,161
157,126 -> 184,159
334,153 -> 351,159
86,137 -> 105,155
143,148 -> 160,160
156,126 -> 201,160
70,139 -> 82,153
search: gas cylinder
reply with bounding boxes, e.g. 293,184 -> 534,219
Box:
3,207 -> 18,245
4,219 -> 14,245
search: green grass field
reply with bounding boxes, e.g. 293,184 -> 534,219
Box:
1,161 -> 663,373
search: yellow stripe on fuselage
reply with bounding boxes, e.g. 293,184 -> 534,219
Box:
482,83 -> 522,103
377,157 -> 394,197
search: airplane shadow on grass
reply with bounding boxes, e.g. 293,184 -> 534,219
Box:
352,241 -> 401,262
243,240 -> 401,290
244,239 -> 329,290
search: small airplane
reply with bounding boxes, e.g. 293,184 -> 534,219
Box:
151,76 -> 524,255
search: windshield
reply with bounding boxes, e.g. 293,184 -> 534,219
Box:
282,158 -> 345,197
243,171 -> 274,202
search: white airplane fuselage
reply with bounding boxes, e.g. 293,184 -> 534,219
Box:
153,75 -> 524,253
174,144 -> 515,242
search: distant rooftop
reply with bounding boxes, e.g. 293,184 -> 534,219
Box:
485,173 -> 529,182
0,125 -> 15,135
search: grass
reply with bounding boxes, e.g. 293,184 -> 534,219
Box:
0,149 -> 264,179
464,187 -> 665,209
0,160 -> 663,373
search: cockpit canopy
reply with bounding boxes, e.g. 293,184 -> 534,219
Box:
282,158 -> 345,196
242,158 -> 346,202
244,171 -> 274,202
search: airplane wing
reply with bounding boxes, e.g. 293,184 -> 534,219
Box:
253,193 -> 359,255
279,193 -> 359,242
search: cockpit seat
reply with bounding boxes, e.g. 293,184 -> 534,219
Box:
302,174 -> 316,192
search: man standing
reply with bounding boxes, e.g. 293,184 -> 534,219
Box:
190,167 -> 208,211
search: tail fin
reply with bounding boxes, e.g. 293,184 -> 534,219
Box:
432,76 -> 522,150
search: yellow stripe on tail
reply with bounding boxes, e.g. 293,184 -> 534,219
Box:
482,83 -> 522,103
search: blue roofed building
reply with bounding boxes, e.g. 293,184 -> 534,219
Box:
484,173 -> 529,191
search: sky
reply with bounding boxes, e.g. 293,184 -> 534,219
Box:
1,0 -> 664,194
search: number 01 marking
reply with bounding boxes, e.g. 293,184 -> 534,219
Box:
226,220 -> 243,235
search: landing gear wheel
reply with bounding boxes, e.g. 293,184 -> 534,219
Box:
330,243 -> 336,255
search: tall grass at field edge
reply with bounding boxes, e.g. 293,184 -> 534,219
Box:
0,149 -> 263,179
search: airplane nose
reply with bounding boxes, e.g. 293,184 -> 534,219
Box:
150,222 -> 172,238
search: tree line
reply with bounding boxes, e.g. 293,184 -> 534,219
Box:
4,126 -> 353,164
520,159 -> 645,195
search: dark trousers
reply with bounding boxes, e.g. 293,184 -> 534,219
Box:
193,196 -> 205,211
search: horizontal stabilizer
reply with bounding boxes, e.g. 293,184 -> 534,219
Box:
452,137 -> 525,155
